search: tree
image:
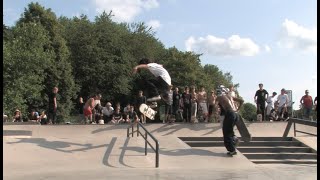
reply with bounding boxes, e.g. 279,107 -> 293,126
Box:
3,24 -> 13,41
3,22 -> 54,117
160,47 -> 205,88
239,103 -> 257,121
16,2 -> 78,122
4,2 -> 242,122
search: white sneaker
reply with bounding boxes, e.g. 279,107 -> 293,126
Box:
91,121 -> 96,124
149,102 -> 158,108
147,95 -> 161,102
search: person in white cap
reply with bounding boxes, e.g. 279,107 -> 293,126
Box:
102,102 -> 114,123
215,85 -> 244,156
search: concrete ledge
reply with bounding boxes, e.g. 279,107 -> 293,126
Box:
3,122 -> 40,125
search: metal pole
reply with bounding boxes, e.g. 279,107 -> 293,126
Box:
137,123 -> 139,137
145,132 -> 147,155
132,125 -> 134,137
156,142 -> 159,168
293,122 -> 296,137
127,127 -> 129,137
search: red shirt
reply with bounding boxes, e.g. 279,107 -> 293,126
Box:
301,95 -> 313,108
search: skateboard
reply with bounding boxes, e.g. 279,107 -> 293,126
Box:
139,103 -> 157,120
235,114 -> 252,142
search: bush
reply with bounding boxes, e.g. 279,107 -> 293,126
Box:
239,103 -> 257,121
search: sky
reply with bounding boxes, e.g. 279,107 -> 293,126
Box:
3,0 -> 317,110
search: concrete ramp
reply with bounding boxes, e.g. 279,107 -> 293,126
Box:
3,123 -> 317,180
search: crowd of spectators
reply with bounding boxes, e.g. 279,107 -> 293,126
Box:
254,83 -> 317,122
4,84 -> 317,124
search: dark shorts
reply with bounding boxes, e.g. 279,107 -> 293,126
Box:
165,104 -> 173,115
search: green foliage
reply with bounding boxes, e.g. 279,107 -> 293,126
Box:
3,2 -> 243,122
3,2 -> 79,122
239,103 -> 257,121
3,22 -> 54,117
161,47 -> 203,88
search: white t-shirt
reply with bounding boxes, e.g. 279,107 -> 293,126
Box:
147,63 -> 171,85
102,107 -> 114,116
277,94 -> 289,107
266,96 -> 275,108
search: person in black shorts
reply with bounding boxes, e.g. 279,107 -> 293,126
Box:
254,83 -> 268,121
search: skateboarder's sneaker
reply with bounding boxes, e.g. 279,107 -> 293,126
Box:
147,95 -> 161,102
149,102 -> 158,108
234,137 -> 240,148
227,151 -> 237,156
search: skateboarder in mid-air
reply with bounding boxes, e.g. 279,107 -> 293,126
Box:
215,86 -> 244,156
132,58 -> 172,106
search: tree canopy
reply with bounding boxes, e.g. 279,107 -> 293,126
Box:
3,2 -> 241,122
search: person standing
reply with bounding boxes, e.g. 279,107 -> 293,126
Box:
254,83 -> 268,121
182,86 -> 192,123
135,90 -> 147,124
190,86 -> 198,123
300,90 -> 313,120
276,88 -> 289,120
83,94 -> 102,124
78,97 -> 84,112
83,96 -> 94,124
197,87 -> 208,122
208,90 -> 218,123
48,87 -> 58,124
215,86 -> 244,156
172,87 -> 182,122
266,92 -> 277,120
92,94 -> 102,123
164,85 -> 174,123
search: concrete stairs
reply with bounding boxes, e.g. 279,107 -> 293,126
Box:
179,137 -> 317,164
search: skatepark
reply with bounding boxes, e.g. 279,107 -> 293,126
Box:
4,120 -> 317,180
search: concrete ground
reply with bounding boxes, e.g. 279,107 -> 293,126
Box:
3,122 -> 317,180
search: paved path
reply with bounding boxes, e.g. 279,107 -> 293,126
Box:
3,122 -> 317,180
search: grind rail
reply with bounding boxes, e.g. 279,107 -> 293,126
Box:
127,122 -> 159,168
283,118 -> 317,137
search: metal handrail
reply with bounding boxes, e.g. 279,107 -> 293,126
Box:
283,118 -> 317,137
127,122 -> 159,168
